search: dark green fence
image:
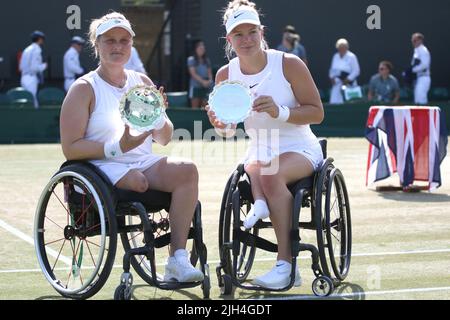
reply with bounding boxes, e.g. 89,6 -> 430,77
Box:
1,102 -> 449,144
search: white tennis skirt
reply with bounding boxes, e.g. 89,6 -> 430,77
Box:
244,140 -> 324,171
91,155 -> 166,186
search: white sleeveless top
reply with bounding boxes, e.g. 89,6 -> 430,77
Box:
228,50 -> 322,167
80,69 -> 163,184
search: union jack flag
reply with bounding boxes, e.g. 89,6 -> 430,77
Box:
365,106 -> 448,190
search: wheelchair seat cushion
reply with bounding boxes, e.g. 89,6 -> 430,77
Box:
238,175 -> 314,204
115,188 -> 171,213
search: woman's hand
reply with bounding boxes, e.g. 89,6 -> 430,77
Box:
252,95 -> 279,118
158,86 -> 169,109
205,105 -> 229,129
119,125 -> 153,153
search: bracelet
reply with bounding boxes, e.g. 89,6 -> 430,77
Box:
104,140 -> 123,159
277,105 -> 290,122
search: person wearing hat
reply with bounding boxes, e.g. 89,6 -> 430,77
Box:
206,0 -> 324,289
63,36 -> 86,92
19,30 -> 47,108
328,38 -> 360,104
59,12 -> 204,283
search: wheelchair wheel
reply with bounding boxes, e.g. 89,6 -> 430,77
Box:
120,204 -> 203,286
219,172 -> 257,283
325,168 -> 351,281
314,161 -> 352,281
34,166 -> 117,299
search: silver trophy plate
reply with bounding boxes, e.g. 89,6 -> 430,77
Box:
208,80 -> 252,124
119,85 -> 166,132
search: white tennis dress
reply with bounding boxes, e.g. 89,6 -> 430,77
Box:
228,49 -> 323,169
81,69 -> 164,185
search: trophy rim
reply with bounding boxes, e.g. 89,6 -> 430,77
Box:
208,80 -> 252,124
119,84 -> 166,132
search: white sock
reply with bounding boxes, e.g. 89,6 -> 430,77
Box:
243,199 -> 270,229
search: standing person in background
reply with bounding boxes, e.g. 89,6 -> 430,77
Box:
368,61 -> 400,104
63,36 -> 85,92
410,33 -> 431,104
124,46 -> 147,75
187,40 -> 213,109
277,25 -> 308,65
19,30 -> 47,108
328,38 -> 360,104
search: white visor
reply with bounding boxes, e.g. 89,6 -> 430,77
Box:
96,18 -> 135,38
225,8 -> 261,35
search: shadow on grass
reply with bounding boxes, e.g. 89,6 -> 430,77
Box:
374,190 -> 450,203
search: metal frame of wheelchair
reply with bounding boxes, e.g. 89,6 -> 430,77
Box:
34,161 -> 210,300
216,139 -> 352,297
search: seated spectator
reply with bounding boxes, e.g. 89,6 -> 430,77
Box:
368,61 -> 400,104
187,40 -> 213,109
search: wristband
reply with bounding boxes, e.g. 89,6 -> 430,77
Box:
104,140 -> 123,159
277,105 -> 290,122
215,124 -> 236,138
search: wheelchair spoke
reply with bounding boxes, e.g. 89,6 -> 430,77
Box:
51,239 -> 68,272
52,190 -> 71,217
128,231 -> 143,242
84,239 -> 97,267
45,216 -> 65,230
75,198 -> 95,226
84,239 -> 108,252
45,237 -> 66,246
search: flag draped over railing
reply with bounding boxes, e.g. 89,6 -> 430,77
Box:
365,106 -> 448,190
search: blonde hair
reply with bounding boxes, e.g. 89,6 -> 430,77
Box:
222,0 -> 268,60
87,11 -> 132,58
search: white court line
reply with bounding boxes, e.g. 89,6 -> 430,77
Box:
0,218 -> 71,266
249,286 -> 450,300
1,248 -> 450,274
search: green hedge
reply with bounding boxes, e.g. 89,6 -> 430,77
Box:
1,102 -> 449,143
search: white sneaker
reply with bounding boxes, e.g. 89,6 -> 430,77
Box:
243,199 -> 270,229
252,260 -> 302,289
164,249 -> 204,283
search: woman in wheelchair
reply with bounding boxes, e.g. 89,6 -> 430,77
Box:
206,0 -> 324,289
59,12 -> 203,284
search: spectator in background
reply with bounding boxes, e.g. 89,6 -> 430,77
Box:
63,36 -> 85,92
187,40 -> 213,109
368,61 -> 400,104
19,30 -> 47,108
124,46 -> 147,75
410,33 -> 431,104
328,38 -> 360,104
277,25 -> 308,64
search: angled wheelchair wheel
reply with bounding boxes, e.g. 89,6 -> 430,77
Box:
219,170 -> 257,283
325,168 -> 352,281
119,203 -> 202,286
313,160 -> 334,279
34,165 -> 117,299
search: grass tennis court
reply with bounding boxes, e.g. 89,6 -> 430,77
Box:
0,138 -> 449,300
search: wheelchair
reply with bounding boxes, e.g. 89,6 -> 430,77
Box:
216,139 -> 351,297
34,161 -> 210,300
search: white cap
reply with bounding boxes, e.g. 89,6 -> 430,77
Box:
225,7 -> 261,35
96,18 -> 135,38
71,36 -> 85,44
